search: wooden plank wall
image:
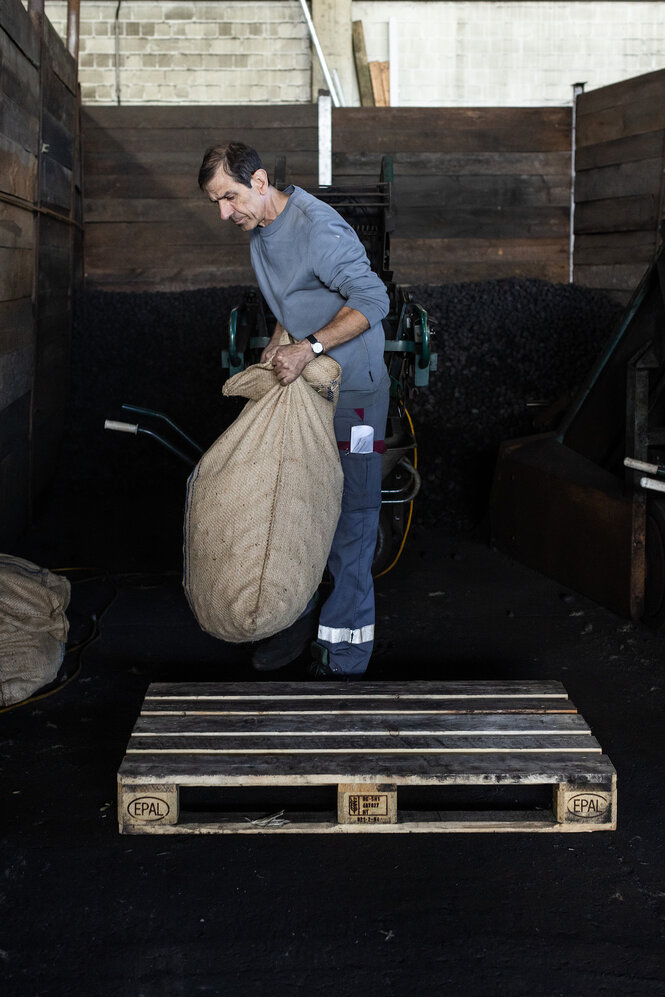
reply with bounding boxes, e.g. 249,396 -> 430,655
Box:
82,105 -> 319,291
574,69 -> 665,304
0,0 -> 81,545
82,105 -> 572,292
333,108 -> 572,285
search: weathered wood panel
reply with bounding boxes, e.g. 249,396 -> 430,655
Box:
0,393 -> 31,546
0,0 -> 81,541
333,108 -> 571,154
573,230 -> 656,266
0,247 -> 33,300
88,263 -> 256,294
574,158 -> 663,204
0,0 -> 40,65
0,298 -> 33,355
391,237 -> 569,285
0,28 -> 40,124
576,68 -> 665,120
575,131 -> 663,173
83,105 -> 572,290
574,70 -> 665,300
42,15 -> 77,95
0,134 -> 38,201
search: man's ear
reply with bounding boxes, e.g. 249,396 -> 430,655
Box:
251,169 -> 269,194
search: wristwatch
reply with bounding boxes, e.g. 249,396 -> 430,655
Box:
306,334 -> 325,355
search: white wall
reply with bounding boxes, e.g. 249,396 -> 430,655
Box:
42,1 -> 665,106
355,2 -> 665,106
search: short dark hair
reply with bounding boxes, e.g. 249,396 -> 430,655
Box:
198,142 -> 266,190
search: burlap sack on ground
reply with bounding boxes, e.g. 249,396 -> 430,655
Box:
0,555 -> 71,707
184,346 -> 343,643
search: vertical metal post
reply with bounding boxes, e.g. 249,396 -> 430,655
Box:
67,0 -> 81,61
388,18 -> 399,107
569,81 -> 586,284
318,91 -> 332,186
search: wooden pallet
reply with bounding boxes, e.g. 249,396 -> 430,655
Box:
117,681 -> 617,834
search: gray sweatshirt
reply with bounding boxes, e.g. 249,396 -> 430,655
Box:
250,185 -> 390,395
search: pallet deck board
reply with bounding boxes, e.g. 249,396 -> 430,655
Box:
131,713 -> 591,734
145,680 -> 569,697
119,750 -> 615,782
118,681 -> 617,833
126,735 -> 602,753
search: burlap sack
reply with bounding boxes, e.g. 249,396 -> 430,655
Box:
183,347 -> 343,643
0,555 -> 71,707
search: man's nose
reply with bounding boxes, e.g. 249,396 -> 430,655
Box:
218,200 -> 234,220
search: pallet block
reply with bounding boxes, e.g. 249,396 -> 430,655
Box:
117,681 -> 617,834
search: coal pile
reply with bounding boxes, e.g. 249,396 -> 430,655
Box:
407,278 -> 623,532
29,278 -> 622,569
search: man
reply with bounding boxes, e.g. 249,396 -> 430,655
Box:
198,142 -> 390,678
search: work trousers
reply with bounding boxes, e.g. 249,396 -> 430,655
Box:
316,376 -> 391,675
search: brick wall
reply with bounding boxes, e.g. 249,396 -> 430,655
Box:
43,1 -> 665,106
45,1 -> 310,104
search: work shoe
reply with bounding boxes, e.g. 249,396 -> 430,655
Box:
307,641 -> 352,680
251,604 -> 319,672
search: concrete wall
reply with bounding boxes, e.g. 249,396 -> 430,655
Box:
46,1 -> 311,104
357,1 -> 665,106
43,1 -> 665,107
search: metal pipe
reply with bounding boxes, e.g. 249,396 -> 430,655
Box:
381,458 -> 421,504
114,0 -> 123,105
104,421 -> 196,467
297,0 -> 341,107
331,69 -> 346,108
67,0 -> 80,61
0,190 -> 84,230
569,82 -> 586,284
121,404 -> 203,454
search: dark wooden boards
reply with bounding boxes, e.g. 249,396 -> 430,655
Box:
332,108 -> 571,154
82,105 -> 317,291
0,0 -> 81,539
82,104 -> 572,291
118,681 -> 617,834
574,69 -> 665,302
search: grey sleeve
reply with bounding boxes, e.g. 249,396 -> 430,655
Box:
309,215 -> 389,328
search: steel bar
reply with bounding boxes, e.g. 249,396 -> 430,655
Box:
297,0 -> 341,107
0,191 -> 84,231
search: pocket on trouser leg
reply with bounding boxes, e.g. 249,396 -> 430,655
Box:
339,451 -> 383,514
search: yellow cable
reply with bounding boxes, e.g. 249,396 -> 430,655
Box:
374,405 -> 417,579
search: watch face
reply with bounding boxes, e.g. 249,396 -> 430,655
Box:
312,342 -> 324,354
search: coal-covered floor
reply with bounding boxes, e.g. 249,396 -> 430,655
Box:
3,280 -> 665,994
3,528 -> 665,995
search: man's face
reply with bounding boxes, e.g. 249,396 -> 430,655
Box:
205,166 -> 267,231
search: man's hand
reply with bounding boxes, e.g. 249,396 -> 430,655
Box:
271,341 -> 314,386
260,341 -> 280,364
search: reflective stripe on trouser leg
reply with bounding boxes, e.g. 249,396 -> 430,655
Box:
317,383 -> 389,675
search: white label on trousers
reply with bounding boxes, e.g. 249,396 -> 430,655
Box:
350,425 -> 373,453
